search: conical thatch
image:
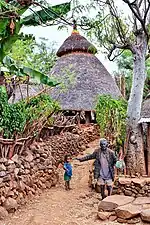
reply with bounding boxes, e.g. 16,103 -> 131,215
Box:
50,31 -> 121,111
139,96 -> 150,123
57,31 -> 97,57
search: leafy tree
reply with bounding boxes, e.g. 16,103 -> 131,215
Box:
8,37 -> 57,74
96,95 -> 127,152
115,50 -> 150,100
0,0 -> 71,87
80,0 -> 150,175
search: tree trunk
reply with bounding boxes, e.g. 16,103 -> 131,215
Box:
126,34 -> 147,176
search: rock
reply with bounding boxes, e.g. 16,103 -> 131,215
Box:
0,158 -> 7,163
0,196 -> 6,203
133,197 -> 150,205
124,190 -> 132,196
3,197 -> 18,213
127,218 -> 140,224
109,215 -> 117,221
11,154 -> 19,164
25,151 -> 33,162
0,206 -> 8,220
85,199 -> 94,207
0,171 -> 6,177
14,168 -> 19,178
0,164 -> 6,171
7,160 -> 14,165
115,203 -> 142,219
7,191 -> 14,197
3,175 -> 11,182
97,211 -> 111,220
117,218 -> 127,223
132,178 -> 146,187
141,209 -> 150,222
119,178 -> 132,185
98,195 -> 134,212
45,181 -> 52,189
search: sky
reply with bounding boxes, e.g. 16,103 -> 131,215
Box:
22,0 -> 120,74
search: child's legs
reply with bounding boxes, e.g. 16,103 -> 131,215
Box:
65,181 -> 69,190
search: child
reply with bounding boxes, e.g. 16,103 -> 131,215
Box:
64,155 -> 72,190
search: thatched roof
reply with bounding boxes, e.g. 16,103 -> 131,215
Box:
50,31 -> 121,111
139,96 -> 150,123
57,31 -> 97,57
8,84 -> 43,103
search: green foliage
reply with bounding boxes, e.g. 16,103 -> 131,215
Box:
0,86 -> 26,138
0,87 -> 60,138
3,55 -> 59,87
25,94 -> 60,124
21,2 -> 71,26
115,50 -> 150,99
96,95 -> 127,151
8,37 -> 57,75
0,1 -> 71,59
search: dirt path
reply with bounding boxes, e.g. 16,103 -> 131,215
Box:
0,139 -> 142,225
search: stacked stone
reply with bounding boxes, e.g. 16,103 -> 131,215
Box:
48,125 -> 99,165
113,177 -> 150,197
0,125 -> 99,219
97,195 -> 150,223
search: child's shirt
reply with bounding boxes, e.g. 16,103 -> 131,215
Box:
64,162 -> 72,177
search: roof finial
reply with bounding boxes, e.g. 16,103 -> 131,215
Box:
72,19 -> 79,34
73,19 -> 77,30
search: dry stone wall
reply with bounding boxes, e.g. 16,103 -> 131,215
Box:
0,125 -> 99,219
97,195 -> 150,223
113,177 -> 150,197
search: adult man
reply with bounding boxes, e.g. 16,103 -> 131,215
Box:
77,138 -> 117,199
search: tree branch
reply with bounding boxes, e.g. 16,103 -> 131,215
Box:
107,42 -> 133,61
122,0 -> 149,39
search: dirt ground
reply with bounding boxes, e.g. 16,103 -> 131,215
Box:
0,139 -> 144,225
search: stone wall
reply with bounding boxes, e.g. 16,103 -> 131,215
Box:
0,125 -> 99,219
113,177 -> 150,197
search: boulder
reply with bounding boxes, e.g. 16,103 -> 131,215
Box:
97,211 -> 111,220
3,197 -> 18,213
115,203 -> 142,219
141,209 -> 150,222
133,197 -> 150,205
132,178 -> 146,187
0,206 -> 8,220
119,178 -> 132,185
98,195 -> 134,212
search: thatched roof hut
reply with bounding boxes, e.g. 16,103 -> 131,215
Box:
139,95 -> 150,176
139,95 -> 150,123
50,30 -> 121,111
8,84 -> 43,103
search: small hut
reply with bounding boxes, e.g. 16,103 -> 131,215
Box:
139,95 -> 150,175
50,26 -> 121,123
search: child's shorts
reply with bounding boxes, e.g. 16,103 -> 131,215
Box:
64,174 -> 71,181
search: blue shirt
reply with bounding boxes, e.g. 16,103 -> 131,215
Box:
64,162 -> 72,177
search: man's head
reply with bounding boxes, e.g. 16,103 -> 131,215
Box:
100,138 -> 108,152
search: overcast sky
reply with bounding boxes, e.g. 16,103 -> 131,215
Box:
22,0 -> 119,73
